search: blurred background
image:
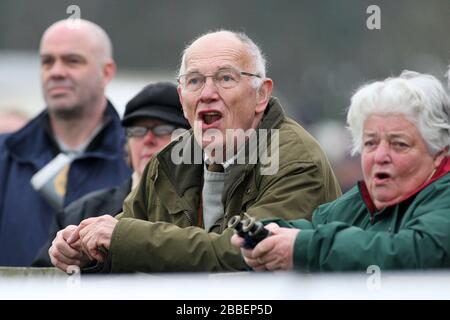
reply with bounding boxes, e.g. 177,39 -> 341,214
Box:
1,0 -> 449,190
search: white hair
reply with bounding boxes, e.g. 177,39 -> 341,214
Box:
347,70 -> 450,156
178,30 -> 266,88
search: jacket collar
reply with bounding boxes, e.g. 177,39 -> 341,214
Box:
4,100 -> 125,169
156,96 -> 285,198
359,156 -> 450,214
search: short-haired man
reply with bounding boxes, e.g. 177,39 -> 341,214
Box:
0,20 -> 130,266
50,30 -> 341,273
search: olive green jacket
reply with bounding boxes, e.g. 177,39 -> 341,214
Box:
109,97 -> 341,272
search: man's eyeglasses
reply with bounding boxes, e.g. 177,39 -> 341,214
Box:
126,124 -> 176,138
178,67 -> 261,92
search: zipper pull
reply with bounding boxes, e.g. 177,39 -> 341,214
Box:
183,210 -> 194,226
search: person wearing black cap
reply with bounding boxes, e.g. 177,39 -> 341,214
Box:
122,82 -> 190,182
33,82 -> 189,267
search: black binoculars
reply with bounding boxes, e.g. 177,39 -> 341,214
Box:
228,213 -> 270,249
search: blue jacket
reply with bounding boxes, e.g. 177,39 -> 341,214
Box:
0,102 -> 131,266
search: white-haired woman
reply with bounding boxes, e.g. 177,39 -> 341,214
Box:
232,71 -> 450,271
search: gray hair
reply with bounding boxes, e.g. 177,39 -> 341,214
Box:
178,30 -> 266,88
347,70 -> 450,156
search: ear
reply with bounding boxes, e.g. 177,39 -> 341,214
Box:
177,85 -> 189,119
255,78 -> 273,114
101,60 -> 116,87
434,147 -> 448,168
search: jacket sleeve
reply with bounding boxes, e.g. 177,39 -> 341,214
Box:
262,216 -> 314,230
246,160 -> 337,221
109,159 -> 338,272
293,185 -> 450,271
111,219 -> 240,272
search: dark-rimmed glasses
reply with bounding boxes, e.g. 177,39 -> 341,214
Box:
126,124 -> 176,138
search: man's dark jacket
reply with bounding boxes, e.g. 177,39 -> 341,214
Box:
0,102 -> 131,266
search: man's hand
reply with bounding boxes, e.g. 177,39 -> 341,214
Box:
231,222 -> 300,271
68,215 -> 118,262
49,225 -> 85,272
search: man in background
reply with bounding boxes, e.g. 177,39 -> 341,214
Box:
0,19 -> 130,266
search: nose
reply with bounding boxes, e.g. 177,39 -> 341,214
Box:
141,130 -> 157,146
198,77 -> 219,102
373,141 -> 391,164
46,59 -> 68,79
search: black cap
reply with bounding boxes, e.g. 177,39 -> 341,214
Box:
121,82 -> 189,129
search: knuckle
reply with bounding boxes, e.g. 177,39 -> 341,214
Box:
56,230 -> 64,238
54,240 -> 65,251
52,250 -> 63,261
88,242 -> 97,252
48,245 -> 53,254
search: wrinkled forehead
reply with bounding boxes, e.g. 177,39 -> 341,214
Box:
184,34 -> 253,72
362,113 -> 421,137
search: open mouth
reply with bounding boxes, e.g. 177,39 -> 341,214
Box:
200,111 -> 222,125
375,172 -> 391,181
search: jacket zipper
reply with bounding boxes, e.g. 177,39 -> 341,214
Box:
218,211 -> 229,233
184,210 -> 194,226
